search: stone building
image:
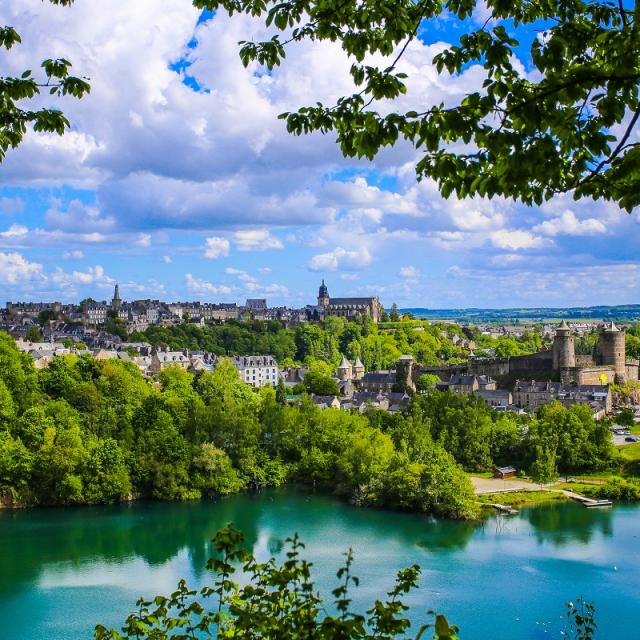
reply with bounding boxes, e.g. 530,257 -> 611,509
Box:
554,321 -> 636,384
336,356 -> 366,382
149,349 -> 191,373
437,374 -> 497,394
316,280 -> 383,322
513,381 -> 612,414
416,321 -> 639,387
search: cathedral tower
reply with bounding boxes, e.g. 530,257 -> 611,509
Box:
317,279 -> 330,308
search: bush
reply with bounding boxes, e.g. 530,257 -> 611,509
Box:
95,524 -> 597,640
95,523 -> 460,640
594,476 -> 640,501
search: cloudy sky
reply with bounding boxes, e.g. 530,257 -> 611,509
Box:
1,0 -> 639,309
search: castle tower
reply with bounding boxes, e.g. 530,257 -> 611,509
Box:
395,355 -> 415,392
337,356 -> 353,381
111,283 -> 122,310
553,320 -> 575,377
599,322 -> 626,383
317,279 -> 330,308
352,357 -> 365,380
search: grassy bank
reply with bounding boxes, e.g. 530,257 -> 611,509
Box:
478,491 -> 567,508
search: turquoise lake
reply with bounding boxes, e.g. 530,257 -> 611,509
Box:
1,490 -> 639,639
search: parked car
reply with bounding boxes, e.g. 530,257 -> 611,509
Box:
624,436 -> 638,443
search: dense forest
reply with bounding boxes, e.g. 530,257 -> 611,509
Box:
0,331 -> 619,519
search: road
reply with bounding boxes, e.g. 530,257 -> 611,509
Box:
470,477 -> 544,495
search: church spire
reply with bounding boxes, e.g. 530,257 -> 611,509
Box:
112,283 -> 122,310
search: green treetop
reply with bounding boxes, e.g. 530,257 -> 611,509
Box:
197,0 -> 640,211
0,0 -> 90,162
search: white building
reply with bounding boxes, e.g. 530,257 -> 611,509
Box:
85,303 -> 109,326
229,355 -> 279,388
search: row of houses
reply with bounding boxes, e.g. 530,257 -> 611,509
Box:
15,339 -> 280,389
434,373 -> 612,417
311,391 -> 411,414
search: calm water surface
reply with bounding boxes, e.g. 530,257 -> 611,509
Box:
1,490 -> 639,640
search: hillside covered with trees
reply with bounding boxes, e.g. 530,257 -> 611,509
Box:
0,331 -> 621,518
130,317 -> 547,367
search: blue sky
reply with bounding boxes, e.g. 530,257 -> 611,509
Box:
1,0 -> 640,309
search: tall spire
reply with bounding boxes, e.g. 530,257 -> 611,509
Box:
318,279 -> 329,307
112,283 -> 122,310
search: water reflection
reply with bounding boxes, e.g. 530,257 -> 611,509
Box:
523,501 -> 614,546
0,490 -> 623,600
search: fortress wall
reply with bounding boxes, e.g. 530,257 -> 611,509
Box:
417,364 -> 468,381
469,359 -> 510,377
575,367 -> 615,385
575,355 -> 597,367
626,362 -> 640,381
509,351 -> 553,374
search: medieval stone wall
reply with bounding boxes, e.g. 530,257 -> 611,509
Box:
575,367 -> 615,385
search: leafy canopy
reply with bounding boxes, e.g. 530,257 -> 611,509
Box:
195,0 -> 640,211
0,0 -> 90,161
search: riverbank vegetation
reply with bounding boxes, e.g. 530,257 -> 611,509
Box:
0,331 -> 631,518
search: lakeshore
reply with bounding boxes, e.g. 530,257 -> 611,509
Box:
1,489 -> 639,640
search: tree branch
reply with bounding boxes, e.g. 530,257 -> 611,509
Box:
579,104 -> 640,184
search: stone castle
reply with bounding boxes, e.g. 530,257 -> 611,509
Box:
403,321 -> 639,387
551,320 -> 637,384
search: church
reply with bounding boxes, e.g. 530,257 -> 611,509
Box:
316,280 -> 383,323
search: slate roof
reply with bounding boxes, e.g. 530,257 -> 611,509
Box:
328,297 -> 376,306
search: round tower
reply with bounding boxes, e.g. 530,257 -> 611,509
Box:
599,322 -> 626,383
395,355 -> 415,392
336,356 -> 352,381
552,320 -> 575,372
352,357 -> 365,380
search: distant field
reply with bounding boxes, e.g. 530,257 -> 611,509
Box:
399,305 -> 640,324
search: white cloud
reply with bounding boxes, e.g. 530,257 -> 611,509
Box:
163,255 -> 172,263
50,265 -> 114,288
258,266 -> 272,274
533,210 -> 607,237
234,229 -> 283,252
45,200 -> 115,234
399,265 -> 419,279
136,233 -> 152,247
225,267 -> 257,283
0,224 -> 29,239
63,250 -> 84,260
204,236 -> 231,259
0,252 -> 45,285
185,273 -> 232,296
340,273 -> 359,281
308,246 -> 372,272
490,229 -> 547,250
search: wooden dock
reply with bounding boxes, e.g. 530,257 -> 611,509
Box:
562,490 -> 613,508
490,503 -> 519,515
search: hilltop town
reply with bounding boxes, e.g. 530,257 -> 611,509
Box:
4,282 -> 640,421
